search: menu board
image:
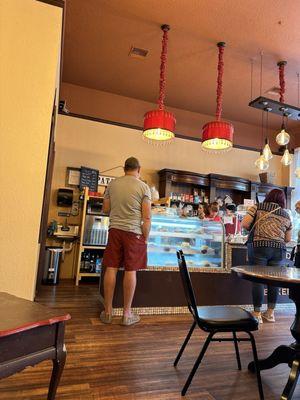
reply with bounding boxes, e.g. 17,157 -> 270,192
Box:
79,166 -> 99,191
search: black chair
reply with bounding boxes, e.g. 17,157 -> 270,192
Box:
175,250 -> 264,399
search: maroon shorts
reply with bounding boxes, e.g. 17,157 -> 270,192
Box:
103,228 -> 147,271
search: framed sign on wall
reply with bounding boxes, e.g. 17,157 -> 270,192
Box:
66,167 -> 81,187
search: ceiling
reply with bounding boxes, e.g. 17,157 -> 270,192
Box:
62,0 -> 300,131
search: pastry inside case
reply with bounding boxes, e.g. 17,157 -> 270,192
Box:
148,210 -> 225,269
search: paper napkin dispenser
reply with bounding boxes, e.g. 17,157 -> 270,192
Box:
57,188 -> 73,207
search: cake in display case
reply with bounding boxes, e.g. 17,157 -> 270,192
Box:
148,210 -> 225,270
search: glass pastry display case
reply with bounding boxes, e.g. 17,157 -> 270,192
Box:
148,211 -> 225,271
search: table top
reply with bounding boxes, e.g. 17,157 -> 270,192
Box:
0,292 -> 71,338
232,266 -> 300,288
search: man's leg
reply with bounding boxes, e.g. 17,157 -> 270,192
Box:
123,271 -> 137,317
104,267 -> 118,315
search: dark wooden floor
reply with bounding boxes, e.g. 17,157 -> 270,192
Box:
0,280 -> 299,400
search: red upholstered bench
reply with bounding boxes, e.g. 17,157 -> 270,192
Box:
0,292 -> 71,400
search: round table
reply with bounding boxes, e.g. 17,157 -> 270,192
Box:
232,266 -> 300,400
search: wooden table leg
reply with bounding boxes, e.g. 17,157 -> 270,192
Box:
47,345 -> 67,400
47,322 -> 67,400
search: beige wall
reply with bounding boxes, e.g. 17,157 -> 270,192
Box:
61,82 -> 297,151
52,114 -> 289,278
0,0 -> 62,300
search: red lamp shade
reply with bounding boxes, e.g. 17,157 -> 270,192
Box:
202,120 -> 234,151
143,109 -> 176,142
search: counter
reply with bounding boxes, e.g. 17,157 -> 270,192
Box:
103,213 -> 294,314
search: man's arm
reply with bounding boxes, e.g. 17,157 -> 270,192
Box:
102,198 -> 111,215
141,198 -> 151,240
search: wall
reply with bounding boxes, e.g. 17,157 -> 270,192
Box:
60,82 -> 297,152
52,114 -> 289,278
0,0 -> 62,300
60,82 -> 298,152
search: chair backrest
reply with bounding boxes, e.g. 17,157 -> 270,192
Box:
177,250 -> 199,320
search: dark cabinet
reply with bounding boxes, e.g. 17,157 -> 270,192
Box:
158,169 -> 293,207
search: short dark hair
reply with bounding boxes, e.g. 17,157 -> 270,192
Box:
226,203 -> 237,212
264,189 -> 286,208
124,157 -> 141,171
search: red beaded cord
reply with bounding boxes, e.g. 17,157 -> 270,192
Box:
216,43 -> 225,121
158,25 -> 170,111
278,61 -> 286,103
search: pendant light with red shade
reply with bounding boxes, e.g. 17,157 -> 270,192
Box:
143,25 -> 176,144
202,42 -> 234,151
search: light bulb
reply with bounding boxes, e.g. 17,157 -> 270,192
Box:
262,142 -> 273,161
255,154 -> 269,171
276,127 -> 290,146
295,167 -> 300,178
281,148 -> 292,166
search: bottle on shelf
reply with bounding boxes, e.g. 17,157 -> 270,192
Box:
84,252 -> 90,272
90,253 -> 96,273
95,255 -> 102,273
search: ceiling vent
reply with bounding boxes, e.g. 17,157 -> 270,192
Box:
129,46 -> 149,59
265,86 -> 281,96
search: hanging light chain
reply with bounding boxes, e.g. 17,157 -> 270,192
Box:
216,42 -> 225,121
158,25 -> 170,111
278,61 -> 287,103
250,58 -> 254,100
297,72 -> 300,107
216,42 -> 225,120
261,110 -> 264,150
259,51 -> 263,96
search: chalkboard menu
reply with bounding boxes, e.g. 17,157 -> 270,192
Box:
79,166 -> 99,191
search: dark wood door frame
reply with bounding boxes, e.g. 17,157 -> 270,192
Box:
35,98 -> 57,296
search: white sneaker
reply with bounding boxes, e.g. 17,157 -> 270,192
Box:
121,313 -> 140,326
252,311 -> 263,324
262,310 -> 275,323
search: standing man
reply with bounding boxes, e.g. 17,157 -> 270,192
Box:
100,157 -> 151,326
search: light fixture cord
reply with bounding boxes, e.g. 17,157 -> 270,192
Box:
261,110 -> 264,151
278,61 -> 287,103
216,42 -> 225,121
158,25 -> 170,111
265,109 -> 269,144
250,58 -> 254,100
297,72 -> 300,107
259,51 -> 263,96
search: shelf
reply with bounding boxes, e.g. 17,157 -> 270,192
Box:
79,272 -> 101,277
148,248 -> 219,258
87,195 -> 104,200
170,200 -> 202,206
150,231 -> 214,239
150,231 -> 197,238
81,245 -> 106,249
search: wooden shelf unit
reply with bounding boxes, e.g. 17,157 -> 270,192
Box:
75,187 -> 107,285
158,169 -> 293,208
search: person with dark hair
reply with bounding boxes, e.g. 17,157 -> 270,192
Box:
204,202 -> 222,222
242,189 -> 292,323
223,203 -> 241,236
101,157 -> 152,326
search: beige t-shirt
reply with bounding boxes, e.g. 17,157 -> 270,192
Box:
104,175 -> 151,234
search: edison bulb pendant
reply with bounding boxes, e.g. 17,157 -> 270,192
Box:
262,143 -> 273,161
276,128 -> 290,146
255,154 -> 269,171
281,149 -> 292,166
